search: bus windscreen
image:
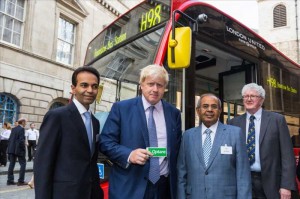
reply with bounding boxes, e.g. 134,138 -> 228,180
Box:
85,0 -> 171,65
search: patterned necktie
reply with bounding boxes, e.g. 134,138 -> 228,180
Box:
148,106 -> 160,184
247,115 -> 256,165
83,112 -> 93,151
203,128 -> 212,167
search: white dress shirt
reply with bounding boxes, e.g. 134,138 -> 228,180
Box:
142,95 -> 168,177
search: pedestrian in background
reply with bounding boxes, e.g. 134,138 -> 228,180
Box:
177,94 -> 251,199
26,123 -> 39,189
7,118 -> 27,186
0,122 -> 12,166
34,66 -> 104,199
100,64 -> 182,199
25,122 -> 39,162
228,83 -> 296,199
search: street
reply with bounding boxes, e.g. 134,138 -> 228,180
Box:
0,171 -> 35,198
0,160 -> 35,199
0,171 -> 35,199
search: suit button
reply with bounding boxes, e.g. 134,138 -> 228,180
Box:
205,171 -> 208,175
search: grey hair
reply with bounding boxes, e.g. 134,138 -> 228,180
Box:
196,93 -> 222,109
241,83 -> 265,98
139,64 -> 169,86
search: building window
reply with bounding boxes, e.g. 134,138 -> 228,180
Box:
56,17 -> 75,65
49,102 -> 65,110
0,0 -> 25,46
273,4 -> 287,28
0,93 -> 18,125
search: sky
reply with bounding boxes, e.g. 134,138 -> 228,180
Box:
202,0 -> 259,29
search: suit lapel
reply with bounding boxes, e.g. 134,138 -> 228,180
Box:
67,102 -> 91,156
136,97 -> 149,146
162,101 -> 171,154
259,110 -> 269,145
206,122 -> 226,169
239,114 -> 247,143
192,126 -> 206,169
91,115 -> 99,156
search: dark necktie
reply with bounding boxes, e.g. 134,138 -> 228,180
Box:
203,129 -> 212,167
83,112 -> 93,151
247,115 -> 256,165
148,106 -> 160,184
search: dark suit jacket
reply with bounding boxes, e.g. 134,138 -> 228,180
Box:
34,102 -> 103,199
228,110 -> 296,199
99,97 -> 182,199
7,125 -> 26,156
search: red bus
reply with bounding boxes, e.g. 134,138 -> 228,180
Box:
85,0 -> 300,196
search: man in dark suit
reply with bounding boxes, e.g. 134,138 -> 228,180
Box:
228,83 -> 296,199
100,64 -> 182,199
34,66 -> 104,199
177,94 -> 251,199
7,118 -> 27,185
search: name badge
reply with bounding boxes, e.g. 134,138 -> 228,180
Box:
147,147 -> 167,157
220,144 -> 232,155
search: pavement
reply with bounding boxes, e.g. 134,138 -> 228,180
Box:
0,160 -> 33,176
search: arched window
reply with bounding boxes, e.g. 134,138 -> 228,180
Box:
273,4 -> 287,28
0,93 -> 18,125
49,102 -> 65,110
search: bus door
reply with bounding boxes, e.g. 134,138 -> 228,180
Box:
219,64 -> 255,123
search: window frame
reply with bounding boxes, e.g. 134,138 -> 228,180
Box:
273,4 -> 287,28
0,93 -> 18,125
56,16 -> 76,66
0,0 -> 26,47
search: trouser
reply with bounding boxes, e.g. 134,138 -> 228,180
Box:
143,176 -> 171,199
0,140 -> 8,165
7,154 -> 26,183
251,171 -> 267,199
27,140 -> 36,160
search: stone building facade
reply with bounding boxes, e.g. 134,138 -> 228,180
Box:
0,0 -> 141,128
257,0 -> 300,64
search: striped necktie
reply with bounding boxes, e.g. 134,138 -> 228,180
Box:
247,115 -> 256,165
203,128 -> 212,167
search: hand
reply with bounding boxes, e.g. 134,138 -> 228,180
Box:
129,148 -> 152,165
279,188 -> 291,199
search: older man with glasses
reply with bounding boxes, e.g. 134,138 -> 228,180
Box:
228,83 -> 296,199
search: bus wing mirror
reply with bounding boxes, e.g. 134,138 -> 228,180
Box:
168,27 -> 192,69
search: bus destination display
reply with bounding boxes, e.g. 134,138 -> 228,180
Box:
85,0 -> 171,64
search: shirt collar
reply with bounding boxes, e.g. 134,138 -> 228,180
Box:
73,98 -> 90,115
246,108 -> 262,121
142,95 -> 162,111
201,121 -> 219,135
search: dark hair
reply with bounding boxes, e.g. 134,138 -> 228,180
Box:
72,66 -> 100,86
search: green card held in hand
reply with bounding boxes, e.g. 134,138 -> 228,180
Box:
147,147 -> 167,157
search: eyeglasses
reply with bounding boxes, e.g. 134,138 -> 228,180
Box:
200,104 -> 219,110
242,95 -> 261,100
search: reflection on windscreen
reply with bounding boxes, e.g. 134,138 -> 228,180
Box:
92,27 -> 165,84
